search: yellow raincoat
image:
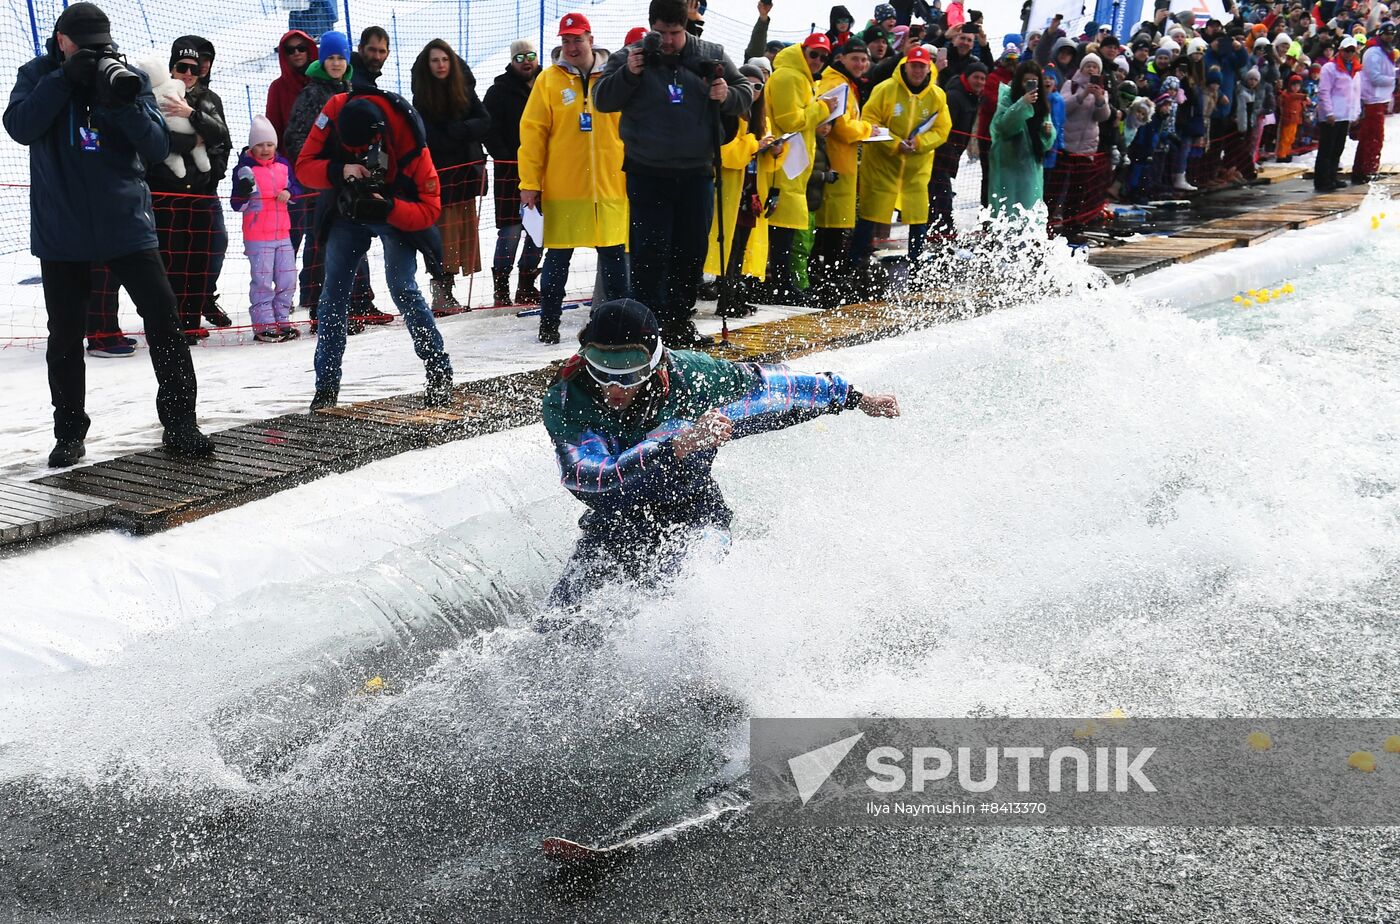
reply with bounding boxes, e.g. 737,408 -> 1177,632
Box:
517,52 -> 627,249
857,63 -> 952,226
814,67 -> 873,230
704,118 -> 777,279
765,44 -> 830,231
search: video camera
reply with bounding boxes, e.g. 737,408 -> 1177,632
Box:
337,136 -> 393,223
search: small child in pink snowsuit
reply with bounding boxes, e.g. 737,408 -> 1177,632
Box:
231,115 -> 300,341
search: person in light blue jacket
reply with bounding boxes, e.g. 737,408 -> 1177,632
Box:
1041,66 -> 1067,223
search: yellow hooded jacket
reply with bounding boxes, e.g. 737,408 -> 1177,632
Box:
857,61 -> 952,226
704,117 -> 778,279
814,66 -> 873,230
517,50 -> 627,249
764,44 -> 831,231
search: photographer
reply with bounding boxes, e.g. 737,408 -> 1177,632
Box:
3,2 -> 212,466
594,0 -> 753,348
295,90 -> 454,411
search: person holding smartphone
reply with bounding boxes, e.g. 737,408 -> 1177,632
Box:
1056,52 -> 1111,240
988,59 -> 1054,221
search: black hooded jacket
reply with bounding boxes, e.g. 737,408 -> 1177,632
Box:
411,51 -> 491,203
828,6 -> 856,50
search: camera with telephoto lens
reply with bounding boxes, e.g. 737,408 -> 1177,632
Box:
89,45 -> 141,104
337,137 -> 392,222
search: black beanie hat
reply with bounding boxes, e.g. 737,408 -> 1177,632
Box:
170,40 -> 201,68
337,98 -> 386,146
579,299 -> 661,358
55,2 -> 111,46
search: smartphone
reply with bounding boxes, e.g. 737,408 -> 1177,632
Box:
1090,74 -> 1104,87
1023,76 -> 1039,95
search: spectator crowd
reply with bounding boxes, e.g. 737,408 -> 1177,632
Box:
7,0 -> 1400,464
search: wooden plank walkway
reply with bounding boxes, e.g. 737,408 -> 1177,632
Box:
0,480 -> 115,545
1087,183 -> 1368,281
0,176 -> 1388,549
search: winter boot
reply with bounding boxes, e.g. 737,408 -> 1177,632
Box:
515,270 -> 541,305
430,278 -> 468,317
202,295 -> 233,328
424,370 -> 455,408
538,316 -> 561,345
492,270 -> 513,307
162,423 -> 215,457
1172,173 -> 1197,193
48,438 -> 85,468
310,388 -> 339,411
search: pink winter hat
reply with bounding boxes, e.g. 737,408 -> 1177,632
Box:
248,114 -> 278,148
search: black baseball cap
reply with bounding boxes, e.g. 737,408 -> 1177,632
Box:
55,2 -> 111,46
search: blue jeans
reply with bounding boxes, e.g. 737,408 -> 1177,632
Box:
540,244 -> 629,324
313,221 -> 452,394
492,222 -> 543,273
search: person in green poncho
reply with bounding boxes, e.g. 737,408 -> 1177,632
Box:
988,59 -> 1055,221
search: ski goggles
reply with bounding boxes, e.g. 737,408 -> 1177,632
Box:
583,339 -> 664,388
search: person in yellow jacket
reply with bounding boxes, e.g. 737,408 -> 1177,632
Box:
704,65 -> 784,317
851,45 -> 952,274
764,34 -> 838,304
517,13 -> 628,344
811,37 -> 875,308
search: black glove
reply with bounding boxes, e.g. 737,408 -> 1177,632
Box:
62,49 -> 99,87
232,169 -> 256,200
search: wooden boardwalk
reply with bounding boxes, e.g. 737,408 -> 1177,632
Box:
2,175 -> 1390,548
0,480 -> 115,546
1086,181 -> 1370,282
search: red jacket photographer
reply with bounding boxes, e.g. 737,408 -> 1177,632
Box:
295,89 -> 442,232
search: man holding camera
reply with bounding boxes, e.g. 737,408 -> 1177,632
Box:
295,90 -> 454,410
594,0 -> 753,348
4,2 -> 212,466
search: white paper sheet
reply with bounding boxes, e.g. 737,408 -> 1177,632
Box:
521,205 -> 545,247
782,132 -> 810,179
864,126 -> 897,142
820,83 -> 849,125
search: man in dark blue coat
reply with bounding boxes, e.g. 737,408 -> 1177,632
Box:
3,2 -> 213,466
